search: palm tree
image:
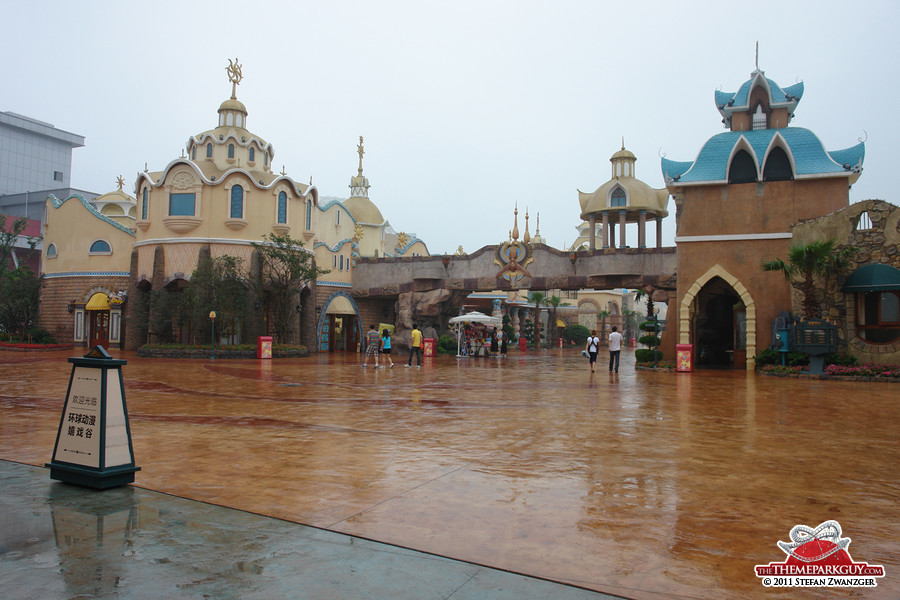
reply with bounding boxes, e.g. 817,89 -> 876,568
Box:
761,239 -> 856,319
597,309 -> 610,341
633,288 -> 654,319
546,295 -> 569,344
528,291 -> 546,349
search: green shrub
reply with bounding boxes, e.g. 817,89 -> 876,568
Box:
563,324 -> 590,346
24,327 -> 56,344
825,352 -> 857,367
755,348 -> 781,367
437,334 -> 457,355
635,348 -> 663,362
638,334 -> 660,347
785,351 -> 810,367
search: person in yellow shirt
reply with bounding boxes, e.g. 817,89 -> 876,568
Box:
406,323 -> 422,367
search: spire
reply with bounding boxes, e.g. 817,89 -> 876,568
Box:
755,41 -> 759,71
523,208 -> 531,243
349,135 -> 370,198
511,204 -> 520,241
226,58 -> 243,99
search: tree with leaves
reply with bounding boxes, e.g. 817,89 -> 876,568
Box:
181,254 -> 249,344
762,239 -> 857,319
527,291 -> 546,349
0,215 -> 42,340
251,233 -> 329,344
545,295 -> 569,344
597,309 -> 610,341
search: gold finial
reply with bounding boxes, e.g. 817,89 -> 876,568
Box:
455,245 -> 466,256
116,176 -> 125,191
226,58 -> 243,99
511,204 -> 519,241
621,136 -> 625,150
357,136 -> 365,175
281,165 -> 287,176
397,231 -> 409,249
755,41 -> 759,71
309,176 -> 313,185
523,208 -> 531,243
536,213 -> 540,235
144,162 -> 148,172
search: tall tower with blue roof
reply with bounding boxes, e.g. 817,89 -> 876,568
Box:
661,63 -> 865,370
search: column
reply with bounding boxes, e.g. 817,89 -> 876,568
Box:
601,212 -> 610,248
588,214 -> 596,250
638,210 -> 647,248
656,216 -> 663,248
618,210 -> 627,248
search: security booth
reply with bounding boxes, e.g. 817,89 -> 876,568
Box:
790,319 -> 838,374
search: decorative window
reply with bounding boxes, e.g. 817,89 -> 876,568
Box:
228,144 -> 235,159
89,240 -> 111,254
610,187 -> 626,207
191,146 -> 196,160
305,200 -> 312,229
47,243 -> 57,258
230,185 -> 244,219
857,291 -> 900,344
141,188 -> 149,220
856,211 -> 873,231
277,191 -> 287,223
264,153 -> 268,166
333,255 -> 338,268
763,147 -> 793,181
169,192 -> 196,216
206,143 -> 213,158
249,147 -> 255,162
339,255 -> 344,270
336,209 -> 341,225
752,105 -> 767,130
728,150 -> 758,184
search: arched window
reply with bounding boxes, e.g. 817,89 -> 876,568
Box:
228,144 -> 235,159
856,211 -> 873,231
610,187 -> 626,207
277,192 -> 287,223
191,146 -> 196,160
141,187 -> 149,220
305,200 -> 311,230
264,153 -> 268,166
249,147 -> 255,162
89,240 -> 111,254
339,255 -> 344,270
728,150 -> 758,184
46,243 -> 57,258
206,143 -> 213,158
763,147 -> 793,181
230,185 -> 243,219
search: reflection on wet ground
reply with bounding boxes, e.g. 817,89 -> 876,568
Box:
0,348 -> 897,599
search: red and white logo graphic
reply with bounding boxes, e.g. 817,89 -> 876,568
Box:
755,520 -> 885,588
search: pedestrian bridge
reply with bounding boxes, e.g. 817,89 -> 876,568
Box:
351,244 -> 677,297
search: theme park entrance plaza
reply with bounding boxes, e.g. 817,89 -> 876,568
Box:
0,348 -> 897,599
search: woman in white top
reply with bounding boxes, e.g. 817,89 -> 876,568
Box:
585,330 -> 600,373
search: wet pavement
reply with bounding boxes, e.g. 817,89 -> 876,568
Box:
0,348 -> 897,599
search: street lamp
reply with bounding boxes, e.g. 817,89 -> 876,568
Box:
209,311 -> 216,360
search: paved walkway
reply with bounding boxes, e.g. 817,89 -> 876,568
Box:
0,459 -> 617,600
0,348 -> 897,599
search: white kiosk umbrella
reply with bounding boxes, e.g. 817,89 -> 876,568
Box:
448,311 -> 502,357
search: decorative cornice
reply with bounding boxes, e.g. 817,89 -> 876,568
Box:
675,232 -> 792,243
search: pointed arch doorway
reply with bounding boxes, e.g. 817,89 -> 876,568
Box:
693,277 -> 746,368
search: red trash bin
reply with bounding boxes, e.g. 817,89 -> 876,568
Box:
518,337 -> 527,351
423,337 -> 436,357
257,336 -> 273,359
676,344 -> 693,372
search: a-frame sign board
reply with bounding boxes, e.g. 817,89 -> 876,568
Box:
46,346 -> 140,489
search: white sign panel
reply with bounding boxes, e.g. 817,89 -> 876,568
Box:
53,367 -> 101,468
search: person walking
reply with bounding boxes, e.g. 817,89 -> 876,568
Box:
489,327 -> 499,357
499,328 -> 508,358
608,326 -> 623,373
362,324 -> 381,368
406,322 -> 422,367
585,330 -> 600,373
381,328 -> 394,368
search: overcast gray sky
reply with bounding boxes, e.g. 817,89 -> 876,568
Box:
3,1 -> 897,254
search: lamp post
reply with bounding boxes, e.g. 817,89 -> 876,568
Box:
209,311 -> 216,360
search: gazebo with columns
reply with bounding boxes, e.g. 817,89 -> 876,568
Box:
577,145 -> 669,250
